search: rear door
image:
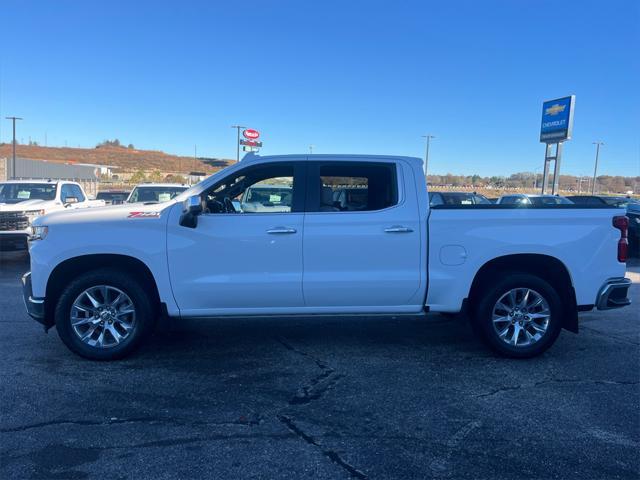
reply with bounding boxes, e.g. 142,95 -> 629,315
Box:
302,160 -> 423,310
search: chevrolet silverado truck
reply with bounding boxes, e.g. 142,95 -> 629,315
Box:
0,180 -> 105,251
22,154 -> 632,360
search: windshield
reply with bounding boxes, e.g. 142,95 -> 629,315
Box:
0,183 -> 57,204
127,186 -> 188,203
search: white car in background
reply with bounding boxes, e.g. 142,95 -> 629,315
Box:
126,183 -> 189,204
0,180 -> 105,251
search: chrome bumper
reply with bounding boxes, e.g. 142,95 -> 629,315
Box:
596,277 -> 632,310
22,272 -> 46,323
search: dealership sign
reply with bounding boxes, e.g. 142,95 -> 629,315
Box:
540,95 -> 575,143
243,129 -> 260,140
240,139 -> 263,147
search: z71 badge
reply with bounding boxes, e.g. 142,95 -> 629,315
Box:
127,211 -> 161,218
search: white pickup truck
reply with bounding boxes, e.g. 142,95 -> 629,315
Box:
23,154 -> 632,360
0,180 -> 105,251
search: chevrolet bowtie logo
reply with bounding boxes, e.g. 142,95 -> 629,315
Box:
545,104 -> 566,116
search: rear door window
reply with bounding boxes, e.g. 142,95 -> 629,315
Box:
307,162 -> 398,212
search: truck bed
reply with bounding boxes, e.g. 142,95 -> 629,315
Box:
426,205 -> 626,312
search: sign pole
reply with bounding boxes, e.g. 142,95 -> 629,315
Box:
542,150 -> 551,194
539,95 -> 575,195
551,142 -> 563,195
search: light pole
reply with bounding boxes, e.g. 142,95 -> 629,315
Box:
5,116 -> 23,179
231,125 -> 246,162
591,141 -> 604,195
421,134 -> 435,176
309,144 -> 315,154
533,166 -> 542,189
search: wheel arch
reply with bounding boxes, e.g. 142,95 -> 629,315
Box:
45,254 -> 161,324
467,253 -> 578,333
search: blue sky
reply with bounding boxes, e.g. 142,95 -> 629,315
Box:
1,0 -> 638,176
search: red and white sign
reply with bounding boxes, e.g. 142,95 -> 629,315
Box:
243,128 -> 260,140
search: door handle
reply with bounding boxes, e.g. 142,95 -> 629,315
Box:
266,227 -> 297,234
384,226 -> 413,233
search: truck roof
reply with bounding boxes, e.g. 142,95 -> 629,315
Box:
241,153 -> 423,168
0,179 -> 75,185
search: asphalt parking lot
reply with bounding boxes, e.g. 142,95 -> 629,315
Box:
1,251 -> 638,480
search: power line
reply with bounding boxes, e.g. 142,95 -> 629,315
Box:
421,134 -> 435,176
591,141 -> 604,195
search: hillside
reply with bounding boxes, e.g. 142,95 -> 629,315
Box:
0,144 -> 232,174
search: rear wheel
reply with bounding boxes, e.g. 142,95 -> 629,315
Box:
55,269 -> 156,360
472,273 -> 563,358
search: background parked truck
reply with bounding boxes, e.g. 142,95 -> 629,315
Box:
0,180 -> 105,251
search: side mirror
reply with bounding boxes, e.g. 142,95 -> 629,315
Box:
64,196 -> 79,206
179,195 -> 202,228
184,195 -> 203,215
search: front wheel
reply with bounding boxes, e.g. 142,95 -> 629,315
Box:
55,269 -> 156,360
472,273 -> 563,358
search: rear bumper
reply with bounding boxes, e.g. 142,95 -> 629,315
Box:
596,277 -> 632,310
0,233 -> 29,251
22,272 -> 46,324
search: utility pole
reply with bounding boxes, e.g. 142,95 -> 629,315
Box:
591,141 -> 604,195
421,134 -> 435,176
5,116 -> 22,179
231,125 -> 246,162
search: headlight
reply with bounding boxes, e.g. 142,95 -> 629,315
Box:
30,225 -> 48,240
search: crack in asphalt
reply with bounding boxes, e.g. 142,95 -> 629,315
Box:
278,415 -> 368,480
475,385 -> 522,398
0,415 -> 263,434
534,378 -> 639,387
275,336 -> 331,370
429,420 -> 482,476
290,370 -> 345,406
275,336 -> 344,406
116,432 -> 291,450
275,336 -> 368,479
475,378 -> 639,398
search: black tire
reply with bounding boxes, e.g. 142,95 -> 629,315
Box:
472,273 -> 563,358
54,268 -> 156,360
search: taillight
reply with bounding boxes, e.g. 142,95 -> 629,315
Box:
613,215 -> 629,262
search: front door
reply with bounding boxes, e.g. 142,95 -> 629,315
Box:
167,161 -> 306,316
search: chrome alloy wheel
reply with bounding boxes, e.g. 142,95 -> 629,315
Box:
492,288 -> 551,348
70,285 -> 136,348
